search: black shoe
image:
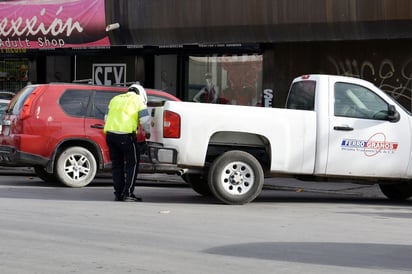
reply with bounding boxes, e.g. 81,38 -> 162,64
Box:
123,194 -> 142,202
114,195 -> 124,202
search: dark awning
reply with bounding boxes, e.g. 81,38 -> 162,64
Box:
105,0 -> 412,46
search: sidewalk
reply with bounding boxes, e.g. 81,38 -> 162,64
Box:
0,166 -> 384,198
139,173 -> 384,199
263,177 -> 384,198
0,166 -> 34,175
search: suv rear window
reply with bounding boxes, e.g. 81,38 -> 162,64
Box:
60,89 -> 93,117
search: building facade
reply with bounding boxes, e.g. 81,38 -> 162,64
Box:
1,0 -> 412,110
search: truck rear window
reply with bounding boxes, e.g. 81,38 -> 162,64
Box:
286,80 -> 316,111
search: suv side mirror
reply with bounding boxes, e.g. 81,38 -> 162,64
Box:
388,105 -> 400,123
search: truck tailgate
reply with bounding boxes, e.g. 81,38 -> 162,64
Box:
147,101 -> 166,142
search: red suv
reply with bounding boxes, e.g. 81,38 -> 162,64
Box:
0,83 -> 179,187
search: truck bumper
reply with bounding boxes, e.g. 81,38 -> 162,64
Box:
103,142 -> 180,174
146,142 -> 178,173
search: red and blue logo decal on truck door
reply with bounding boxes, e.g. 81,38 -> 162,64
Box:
340,132 -> 398,157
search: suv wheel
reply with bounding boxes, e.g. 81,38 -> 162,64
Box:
55,146 -> 97,188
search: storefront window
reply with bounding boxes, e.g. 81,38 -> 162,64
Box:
0,59 -> 29,94
188,55 -> 263,106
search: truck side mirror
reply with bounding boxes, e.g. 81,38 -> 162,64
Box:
388,105 -> 400,122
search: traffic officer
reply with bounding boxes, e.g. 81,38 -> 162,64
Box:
104,84 -> 151,202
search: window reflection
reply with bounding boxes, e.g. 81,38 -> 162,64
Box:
334,82 -> 389,120
188,55 -> 262,106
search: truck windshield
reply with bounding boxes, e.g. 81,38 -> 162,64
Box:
286,80 -> 316,111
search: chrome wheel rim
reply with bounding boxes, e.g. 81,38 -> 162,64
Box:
64,154 -> 91,181
219,161 -> 255,195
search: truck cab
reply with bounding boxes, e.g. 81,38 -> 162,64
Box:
287,75 -> 408,179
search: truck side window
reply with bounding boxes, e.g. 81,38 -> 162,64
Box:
286,81 -> 316,111
334,82 -> 389,120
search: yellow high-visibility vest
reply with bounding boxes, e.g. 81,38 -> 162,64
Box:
104,92 -> 146,134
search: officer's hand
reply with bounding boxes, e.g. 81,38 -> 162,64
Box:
145,133 -> 151,139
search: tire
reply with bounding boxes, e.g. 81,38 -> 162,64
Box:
181,173 -> 212,196
55,146 -> 97,188
34,165 -> 58,183
379,183 -> 412,201
208,150 -> 264,205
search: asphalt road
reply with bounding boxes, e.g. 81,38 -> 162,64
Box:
0,171 -> 411,274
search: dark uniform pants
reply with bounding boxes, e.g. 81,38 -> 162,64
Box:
106,132 -> 140,198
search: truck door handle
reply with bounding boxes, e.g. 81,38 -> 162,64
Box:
91,124 -> 104,129
333,126 -> 354,131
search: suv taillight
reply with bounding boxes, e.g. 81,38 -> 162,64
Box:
163,110 -> 180,138
20,90 -> 38,120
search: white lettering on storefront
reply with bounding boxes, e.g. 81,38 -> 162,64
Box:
93,64 -> 126,86
263,89 -> 273,107
0,6 -> 83,48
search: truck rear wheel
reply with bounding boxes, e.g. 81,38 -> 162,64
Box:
55,146 -> 97,188
208,150 -> 264,205
379,183 -> 412,201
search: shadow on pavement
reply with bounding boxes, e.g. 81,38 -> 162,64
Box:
205,242 -> 412,271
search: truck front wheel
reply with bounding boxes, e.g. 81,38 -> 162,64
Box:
379,183 -> 412,201
208,150 -> 264,205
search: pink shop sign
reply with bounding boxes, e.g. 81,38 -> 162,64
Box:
0,0 -> 110,50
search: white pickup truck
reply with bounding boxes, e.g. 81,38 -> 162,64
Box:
147,74 -> 412,204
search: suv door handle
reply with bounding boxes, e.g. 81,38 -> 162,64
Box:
91,124 -> 104,129
333,125 -> 354,131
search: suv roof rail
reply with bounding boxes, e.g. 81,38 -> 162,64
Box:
72,79 -> 93,84
112,81 -> 142,87
71,80 -> 143,87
